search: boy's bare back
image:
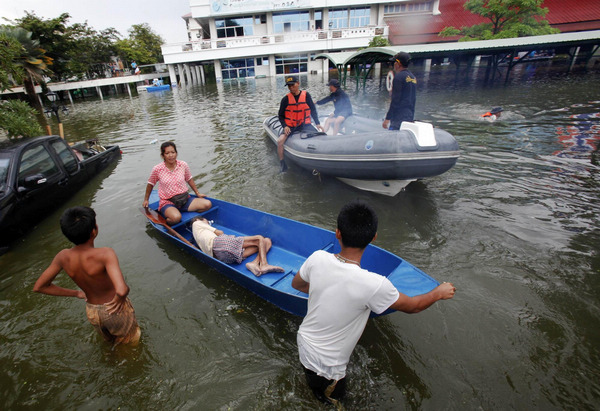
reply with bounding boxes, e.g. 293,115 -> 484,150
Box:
56,245 -> 121,305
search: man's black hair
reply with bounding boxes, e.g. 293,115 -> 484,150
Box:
60,206 -> 97,245
337,201 -> 378,249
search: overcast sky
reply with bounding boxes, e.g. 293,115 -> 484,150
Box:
1,0 -> 191,43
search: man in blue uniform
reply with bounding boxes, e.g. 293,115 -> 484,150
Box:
316,79 -> 353,135
383,52 -> 417,130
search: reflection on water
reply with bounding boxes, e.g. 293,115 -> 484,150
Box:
1,65 -> 599,409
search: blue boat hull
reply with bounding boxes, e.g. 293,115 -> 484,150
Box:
146,85 -> 171,92
143,192 -> 439,317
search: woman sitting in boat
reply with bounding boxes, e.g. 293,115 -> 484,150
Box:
316,79 -> 353,136
142,141 -> 212,225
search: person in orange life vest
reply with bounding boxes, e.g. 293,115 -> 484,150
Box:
482,107 -> 503,121
277,76 -> 324,172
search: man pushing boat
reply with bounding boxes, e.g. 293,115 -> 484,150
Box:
277,75 -> 324,172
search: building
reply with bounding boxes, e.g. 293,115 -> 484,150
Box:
161,0 -> 442,84
385,0 -> 600,45
162,0 -> 600,84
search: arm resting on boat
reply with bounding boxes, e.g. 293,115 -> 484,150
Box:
292,272 -> 310,294
388,282 -> 455,313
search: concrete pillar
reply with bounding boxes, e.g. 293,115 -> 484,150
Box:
214,59 -> 222,82
194,66 -> 202,85
424,59 -> 432,72
168,64 -> 177,86
190,65 -> 198,84
126,83 -> 132,98
184,64 -> 192,85
269,55 -> 276,77
199,65 -> 206,84
67,90 -> 74,105
96,86 -> 103,100
322,58 -> 328,75
177,64 -> 184,85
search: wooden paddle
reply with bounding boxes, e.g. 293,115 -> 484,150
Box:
140,207 -> 198,249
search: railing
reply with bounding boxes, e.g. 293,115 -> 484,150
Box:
162,26 -> 388,54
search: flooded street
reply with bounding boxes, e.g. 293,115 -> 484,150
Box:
1,63 -> 599,409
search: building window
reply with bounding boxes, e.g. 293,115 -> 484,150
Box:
221,58 -> 255,79
255,14 -> 266,25
275,54 -> 308,75
273,11 -> 310,33
384,2 -> 433,14
216,16 -> 254,38
328,7 -> 370,29
314,11 -> 323,30
256,57 -> 269,66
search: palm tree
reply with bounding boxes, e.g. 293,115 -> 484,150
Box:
0,26 -> 53,112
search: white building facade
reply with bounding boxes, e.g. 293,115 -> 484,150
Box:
162,0 -> 440,84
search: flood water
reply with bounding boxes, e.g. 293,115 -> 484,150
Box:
1,62 -> 599,410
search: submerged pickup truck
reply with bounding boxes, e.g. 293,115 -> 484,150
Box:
0,135 -> 121,250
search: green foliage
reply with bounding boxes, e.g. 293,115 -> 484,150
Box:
368,36 -> 391,48
439,0 -> 560,41
15,12 -> 70,80
67,23 -> 120,80
0,32 -> 25,91
0,100 -> 44,138
115,23 -> 164,65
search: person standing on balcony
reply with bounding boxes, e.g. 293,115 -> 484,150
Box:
277,76 -> 324,172
383,52 -> 417,130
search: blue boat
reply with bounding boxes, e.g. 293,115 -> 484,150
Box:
146,84 -> 171,92
142,191 -> 440,317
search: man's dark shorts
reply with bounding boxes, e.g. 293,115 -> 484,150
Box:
302,365 -> 346,405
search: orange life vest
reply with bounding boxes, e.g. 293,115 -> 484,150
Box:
284,90 -> 311,128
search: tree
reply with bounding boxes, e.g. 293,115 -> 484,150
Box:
0,100 -> 44,138
367,36 -> 391,48
0,31 -> 24,91
115,23 -> 164,66
440,0 -> 559,41
67,23 -> 120,80
15,12 -> 71,81
0,31 -> 43,138
0,26 -> 52,112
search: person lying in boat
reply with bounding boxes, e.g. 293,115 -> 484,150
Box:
277,75 -> 324,172
316,79 -> 353,136
33,206 -> 141,346
191,217 -> 285,276
142,141 -> 212,226
482,107 -> 503,121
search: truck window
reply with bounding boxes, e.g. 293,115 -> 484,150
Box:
51,140 -> 79,174
0,156 -> 9,193
17,145 -> 60,187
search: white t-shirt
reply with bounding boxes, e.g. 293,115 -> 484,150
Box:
297,250 -> 400,380
192,220 -> 217,255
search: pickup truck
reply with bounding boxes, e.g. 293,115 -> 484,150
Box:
0,135 -> 121,251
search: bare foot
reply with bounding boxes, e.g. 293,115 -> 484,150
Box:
246,262 -> 262,276
259,264 -> 285,275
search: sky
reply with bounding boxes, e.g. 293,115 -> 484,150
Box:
1,0 -> 191,44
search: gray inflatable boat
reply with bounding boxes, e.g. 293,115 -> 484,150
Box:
263,115 -> 460,196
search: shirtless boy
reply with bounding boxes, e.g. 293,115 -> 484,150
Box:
191,217 -> 284,276
33,206 -> 141,346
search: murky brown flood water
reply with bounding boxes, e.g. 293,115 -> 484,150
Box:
1,62 -> 599,409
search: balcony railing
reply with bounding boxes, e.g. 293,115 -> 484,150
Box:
163,26 -> 388,55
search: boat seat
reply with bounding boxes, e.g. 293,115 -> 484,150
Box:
401,121 -> 437,148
